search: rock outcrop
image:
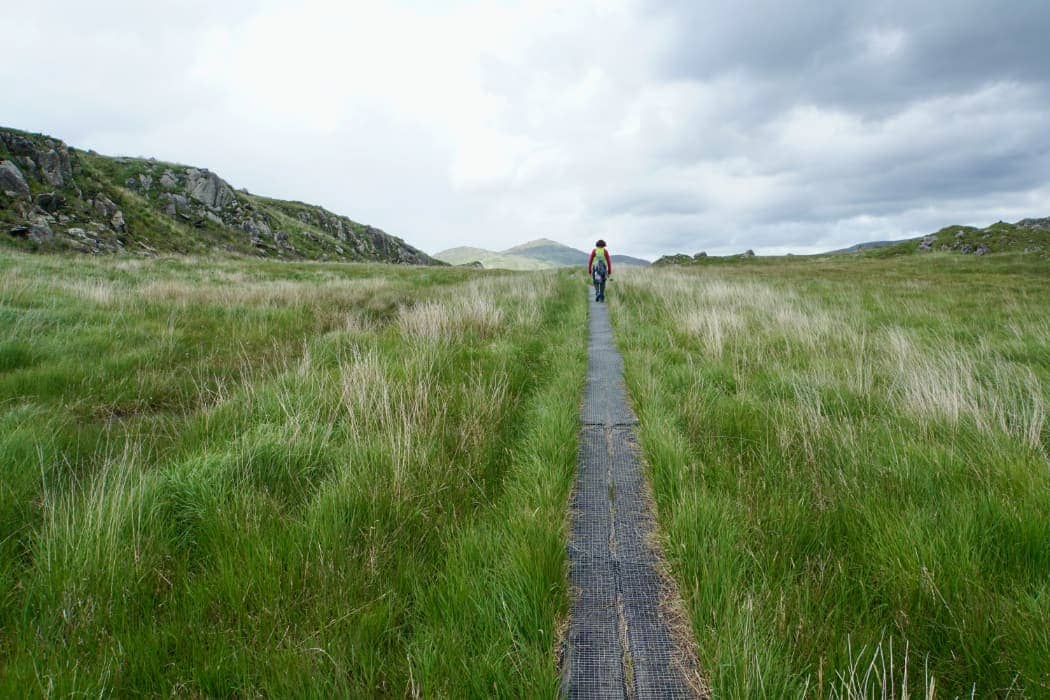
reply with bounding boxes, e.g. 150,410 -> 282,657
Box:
0,125 -> 442,264
0,160 -> 30,198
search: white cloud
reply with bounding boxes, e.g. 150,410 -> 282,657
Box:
1,0 -> 1048,260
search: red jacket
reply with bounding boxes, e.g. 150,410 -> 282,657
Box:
588,247 -> 612,276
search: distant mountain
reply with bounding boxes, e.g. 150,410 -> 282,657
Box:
436,238 -> 650,270
0,126 -> 441,264
504,238 -> 587,266
434,246 -> 555,270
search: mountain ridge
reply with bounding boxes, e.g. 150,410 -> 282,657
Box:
435,238 -> 651,269
0,126 -> 441,264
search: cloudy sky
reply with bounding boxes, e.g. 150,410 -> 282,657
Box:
3,1 -> 1049,258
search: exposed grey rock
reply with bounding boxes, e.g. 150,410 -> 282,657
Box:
185,168 -> 235,210
138,173 -> 152,191
8,225 -> 30,238
159,170 -> 177,189
1017,217 -> 1050,231
67,227 -> 87,239
28,216 -> 54,243
955,230 -> 966,239
959,244 -> 973,254
693,251 -> 707,259
93,194 -> 118,218
161,192 -> 193,219
974,244 -> 989,256
36,144 -> 72,188
111,210 -> 126,232
0,160 -> 31,198
743,249 -> 755,258
34,192 -> 66,212
0,132 -> 36,157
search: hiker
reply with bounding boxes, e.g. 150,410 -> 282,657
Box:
588,239 -> 612,302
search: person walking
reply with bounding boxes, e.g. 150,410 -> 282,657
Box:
588,239 -> 612,302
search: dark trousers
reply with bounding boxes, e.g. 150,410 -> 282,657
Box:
593,278 -> 606,301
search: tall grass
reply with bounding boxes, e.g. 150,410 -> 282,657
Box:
0,250 -> 585,695
610,255 -> 1050,697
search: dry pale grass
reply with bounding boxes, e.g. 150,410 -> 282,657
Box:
621,269 -> 1048,451
397,278 -> 510,341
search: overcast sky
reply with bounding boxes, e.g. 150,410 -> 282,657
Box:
3,1 -> 1049,258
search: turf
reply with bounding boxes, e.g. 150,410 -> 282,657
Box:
609,253 -> 1050,697
3,248 -> 1047,697
0,251 -> 585,696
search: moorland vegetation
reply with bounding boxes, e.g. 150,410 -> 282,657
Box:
1,244 -> 1047,697
612,252 -> 1049,696
0,251 -> 583,695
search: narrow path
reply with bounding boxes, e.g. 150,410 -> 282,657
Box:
561,296 -> 700,698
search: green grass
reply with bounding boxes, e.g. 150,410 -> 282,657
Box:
609,253 -> 1050,697
0,250 -> 585,696
4,246 -> 1048,697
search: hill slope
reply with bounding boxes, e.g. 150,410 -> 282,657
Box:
653,218 -> 1050,265
437,238 -> 651,270
0,126 -> 440,264
434,246 -> 555,270
871,218 -> 1049,257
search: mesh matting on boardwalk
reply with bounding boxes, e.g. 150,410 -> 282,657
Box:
563,296 -> 694,699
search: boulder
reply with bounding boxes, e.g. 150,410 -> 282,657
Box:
974,244 -> 989,256
34,192 -> 66,212
28,216 -> 54,243
1017,217 -> 1050,231
93,194 -> 118,217
185,168 -> 235,210
742,249 -> 755,258
693,252 -> 707,259
0,131 -> 36,157
138,173 -> 152,191
0,160 -> 30,198
111,210 -> 126,232
161,192 -> 193,219
36,144 -> 72,188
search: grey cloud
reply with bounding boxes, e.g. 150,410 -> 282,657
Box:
645,0 -> 1050,128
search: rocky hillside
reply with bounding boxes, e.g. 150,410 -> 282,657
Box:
0,126 -> 440,264
652,218 -> 1049,265
891,218 -> 1049,257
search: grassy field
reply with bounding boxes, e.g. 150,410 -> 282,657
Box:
2,248 -> 1048,697
610,253 -> 1050,697
0,251 -> 586,696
